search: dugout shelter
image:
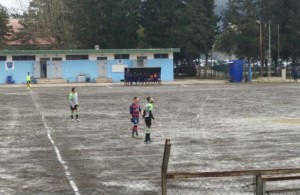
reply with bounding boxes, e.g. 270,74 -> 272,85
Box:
124,67 -> 161,85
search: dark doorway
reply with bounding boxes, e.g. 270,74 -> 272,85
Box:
40,58 -> 49,78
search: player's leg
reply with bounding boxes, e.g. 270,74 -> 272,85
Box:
145,118 -> 151,143
27,81 -> 30,89
75,105 -> 79,121
70,106 -> 74,121
131,118 -> 135,137
132,117 -> 139,137
135,118 -> 139,137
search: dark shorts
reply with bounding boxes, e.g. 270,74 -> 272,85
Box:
131,117 -> 139,126
70,105 -> 78,111
145,117 -> 152,128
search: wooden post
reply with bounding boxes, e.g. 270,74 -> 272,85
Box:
162,139 -> 171,195
256,174 -> 266,195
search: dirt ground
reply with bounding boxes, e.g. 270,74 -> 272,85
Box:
1,82 -> 300,194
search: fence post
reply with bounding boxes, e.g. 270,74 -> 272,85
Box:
256,174 -> 266,195
162,139 -> 171,195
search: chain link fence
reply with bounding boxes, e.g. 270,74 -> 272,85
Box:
77,179 -> 161,195
162,139 -> 300,195
173,62 -> 295,82
167,176 -> 255,195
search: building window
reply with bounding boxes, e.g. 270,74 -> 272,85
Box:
0,56 -> 6,61
114,54 -> 129,59
12,56 -> 36,61
40,58 -> 50,62
66,55 -> 89,60
154,53 -> 169,59
97,57 -> 108,60
137,56 -> 147,60
52,57 -> 63,61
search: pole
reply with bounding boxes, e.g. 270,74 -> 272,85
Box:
260,20 -> 263,78
256,174 -> 266,195
260,0 -> 264,78
268,21 -> 271,82
162,139 -> 171,195
277,24 -> 280,76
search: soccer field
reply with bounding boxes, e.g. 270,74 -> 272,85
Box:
1,83 -> 300,194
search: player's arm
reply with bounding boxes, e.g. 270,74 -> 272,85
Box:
139,106 -> 142,116
129,104 -> 133,119
149,110 -> 155,120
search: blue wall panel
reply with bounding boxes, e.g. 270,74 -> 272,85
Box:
147,59 -> 174,81
0,62 -> 6,84
107,60 -> 132,82
63,60 -> 97,83
14,61 -> 33,84
1,61 -> 33,84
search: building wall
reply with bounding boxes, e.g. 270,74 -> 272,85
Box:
0,51 -> 176,84
147,59 -> 174,81
107,60 -> 133,82
63,60 -> 98,83
0,61 -> 33,84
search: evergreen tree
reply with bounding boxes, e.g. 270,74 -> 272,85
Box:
176,0 -> 218,68
218,0 -> 261,60
66,0 -> 140,49
269,0 -> 300,64
139,0 -> 183,48
0,5 -> 12,49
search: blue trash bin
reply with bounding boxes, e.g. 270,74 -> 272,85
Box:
229,60 -> 244,82
7,75 -> 12,84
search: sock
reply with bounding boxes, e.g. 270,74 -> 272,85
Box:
145,133 -> 150,141
71,115 -> 73,119
133,125 -> 138,136
76,114 -> 78,119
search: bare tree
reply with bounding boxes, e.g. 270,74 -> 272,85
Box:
18,0 -> 74,49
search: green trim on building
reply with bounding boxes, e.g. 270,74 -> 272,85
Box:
0,48 -> 180,55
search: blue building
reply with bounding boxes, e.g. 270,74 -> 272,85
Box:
0,48 -> 180,84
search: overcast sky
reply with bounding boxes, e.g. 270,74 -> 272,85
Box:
0,0 -> 30,12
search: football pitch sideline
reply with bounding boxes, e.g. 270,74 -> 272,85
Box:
0,83 -> 300,194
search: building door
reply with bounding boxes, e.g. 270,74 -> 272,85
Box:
47,61 -> 63,78
52,61 -> 63,78
40,58 -> 50,78
33,61 -> 41,78
97,60 -> 107,78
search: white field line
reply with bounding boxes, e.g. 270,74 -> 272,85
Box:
29,90 -> 80,195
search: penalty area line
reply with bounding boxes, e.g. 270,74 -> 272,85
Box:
29,90 -> 80,195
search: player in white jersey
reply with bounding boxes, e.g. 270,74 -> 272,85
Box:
69,87 -> 79,121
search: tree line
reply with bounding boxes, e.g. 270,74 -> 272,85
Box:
0,0 -> 300,68
217,0 -> 300,67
